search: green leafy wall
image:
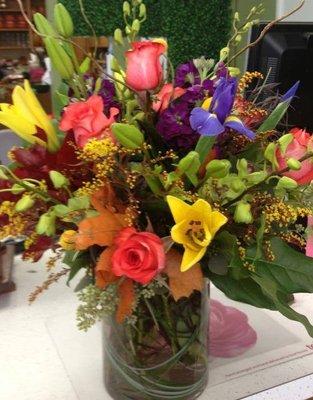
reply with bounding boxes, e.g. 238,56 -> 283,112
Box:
59,0 -> 232,67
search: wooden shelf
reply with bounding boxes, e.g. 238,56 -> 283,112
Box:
0,28 -> 28,31
0,46 -> 29,49
0,9 -> 22,13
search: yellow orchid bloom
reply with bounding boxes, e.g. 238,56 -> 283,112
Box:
167,196 -> 228,272
0,80 -> 59,152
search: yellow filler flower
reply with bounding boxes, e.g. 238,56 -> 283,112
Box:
0,80 -> 59,152
167,196 -> 228,272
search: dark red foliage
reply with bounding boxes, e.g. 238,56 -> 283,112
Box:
12,133 -> 92,191
0,179 -> 19,202
22,235 -> 57,262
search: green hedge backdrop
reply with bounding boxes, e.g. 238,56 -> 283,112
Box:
59,0 -> 232,67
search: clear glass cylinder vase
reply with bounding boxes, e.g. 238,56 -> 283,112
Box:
102,281 -> 209,400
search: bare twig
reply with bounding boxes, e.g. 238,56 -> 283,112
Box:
78,0 -> 98,60
28,268 -> 69,303
228,0 -> 306,64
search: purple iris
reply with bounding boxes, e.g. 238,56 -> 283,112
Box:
190,77 -> 255,139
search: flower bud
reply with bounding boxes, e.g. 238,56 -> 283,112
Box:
230,178 -> 246,193
235,34 -> 242,43
234,12 -> 240,21
54,3 -> 74,38
278,133 -> 293,155
15,195 -> 35,212
44,37 -> 74,80
33,13 -> 56,36
11,183 -> 25,195
264,142 -> 278,168
123,1 -> 131,15
111,123 -> 144,149
79,56 -> 91,74
277,176 -> 298,190
287,158 -> 301,171
49,170 -> 69,189
206,159 -> 231,178
139,3 -> 146,18
237,158 -> 248,178
36,213 -> 56,236
220,47 -> 230,61
125,26 -> 131,35
178,152 -> 200,178
228,67 -> 240,77
0,168 -> 8,180
111,56 -> 121,72
59,230 -> 77,250
234,202 -> 253,224
132,19 -> 140,32
246,171 -> 267,185
114,28 -> 124,46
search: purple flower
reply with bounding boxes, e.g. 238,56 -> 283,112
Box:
157,101 -> 199,150
98,79 -> 121,115
157,78 -> 216,150
175,61 -> 200,88
190,77 -> 255,139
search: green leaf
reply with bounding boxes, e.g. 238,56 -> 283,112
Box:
68,196 -> 90,211
208,271 -> 277,310
111,123 -> 144,149
257,100 -> 291,133
195,136 -> 215,164
252,275 -> 313,337
247,237 -> 313,294
215,231 -> 248,280
254,215 -> 266,262
63,250 -> 91,284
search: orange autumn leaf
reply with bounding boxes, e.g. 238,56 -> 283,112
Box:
96,247 -> 118,289
75,207 -> 128,250
116,278 -> 135,324
165,249 -> 204,301
91,184 -> 126,214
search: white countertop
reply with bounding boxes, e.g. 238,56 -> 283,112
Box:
1,254 -> 313,400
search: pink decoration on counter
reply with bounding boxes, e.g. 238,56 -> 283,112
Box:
209,299 -> 257,358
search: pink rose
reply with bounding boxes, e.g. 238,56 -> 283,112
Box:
59,95 -> 119,148
209,300 -> 257,358
152,83 -> 186,113
125,41 -> 165,91
276,128 -> 313,185
112,227 -> 165,285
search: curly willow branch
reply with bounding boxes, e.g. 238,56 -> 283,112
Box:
228,0 -> 306,64
78,0 -> 98,59
15,0 -> 135,92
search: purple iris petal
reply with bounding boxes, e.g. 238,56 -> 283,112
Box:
210,77 -> 238,123
224,116 -> 256,139
190,108 -> 225,136
281,81 -> 300,102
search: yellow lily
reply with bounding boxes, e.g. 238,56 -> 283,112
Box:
0,80 -> 59,152
167,196 -> 228,272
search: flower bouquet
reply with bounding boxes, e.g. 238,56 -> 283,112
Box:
1,1 -> 313,399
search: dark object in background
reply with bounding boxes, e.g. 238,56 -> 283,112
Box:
247,22 -> 313,131
0,241 -> 15,294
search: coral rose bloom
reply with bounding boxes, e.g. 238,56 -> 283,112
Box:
125,41 -> 165,91
152,83 -> 186,113
112,227 -> 165,285
276,128 -> 313,185
59,95 -> 119,148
